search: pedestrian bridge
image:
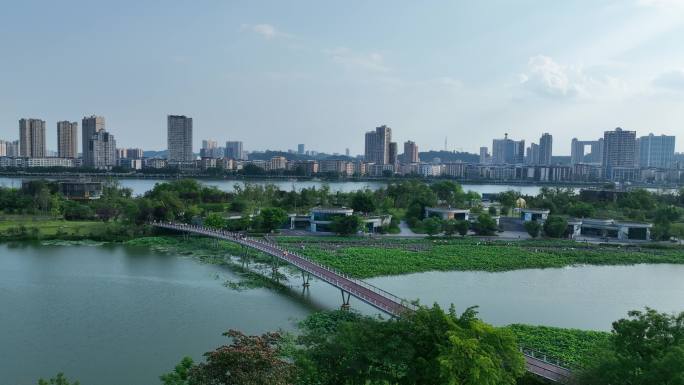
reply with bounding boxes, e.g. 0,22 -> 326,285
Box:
151,221 -> 573,383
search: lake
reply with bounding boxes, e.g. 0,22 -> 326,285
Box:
2,242 -> 683,385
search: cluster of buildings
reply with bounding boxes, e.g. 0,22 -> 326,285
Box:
1,116 -> 682,184
0,116 -> 143,170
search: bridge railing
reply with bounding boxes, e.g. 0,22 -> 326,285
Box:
152,221 -> 417,314
520,347 -> 573,371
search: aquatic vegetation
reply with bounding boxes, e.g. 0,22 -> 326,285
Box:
276,236 -> 684,278
507,324 -> 610,367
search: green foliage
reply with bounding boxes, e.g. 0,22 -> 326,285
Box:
258,207 -> 288,233
276,236 -> 684,278
524,221 -> 542,238
330,214 -> 362,236
160,356 -> 194,385
37,373 -> 80,385
350,191 -> 376,214
295,305 -> 525,385
543,216 -> 568,238
203,212 -> 225,229
473,214 -> 497,236
507,324 -> 610,367
578,308 -> 684,385
422,216 -> 444,236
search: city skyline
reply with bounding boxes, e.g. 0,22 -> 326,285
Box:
2,1 -> 684,154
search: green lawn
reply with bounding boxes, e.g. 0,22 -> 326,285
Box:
275,236 -> 684,278
0,217 -> 106,237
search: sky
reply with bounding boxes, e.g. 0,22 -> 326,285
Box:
1,0 -> 684,156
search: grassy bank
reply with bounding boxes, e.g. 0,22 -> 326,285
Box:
275,236 -> 684,278
0,217 -> 151,242
507,324 -> 610,367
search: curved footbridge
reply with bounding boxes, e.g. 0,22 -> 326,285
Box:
151,221 -> 573,383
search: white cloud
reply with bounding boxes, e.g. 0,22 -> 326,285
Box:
653,69 -> 684,90
637,0 -> 684,9
323,47 -> 390,73
519,55 -> 587,98
240,23 -> 290,40
518,55 -> 628,100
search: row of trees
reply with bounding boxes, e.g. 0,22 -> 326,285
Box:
151,306 -> 684,385
421,213 -> 499,237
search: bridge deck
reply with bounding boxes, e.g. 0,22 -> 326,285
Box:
153,222 -> 416,316
152,221 -> 572,383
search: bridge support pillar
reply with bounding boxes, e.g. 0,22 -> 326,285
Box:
340,289 -> 351,311
301,272 -> 311,288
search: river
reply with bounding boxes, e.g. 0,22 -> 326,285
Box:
0,176 -> 553,196
2,242 -> 683,385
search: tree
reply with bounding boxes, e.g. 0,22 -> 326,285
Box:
330,214 -> 362,236
188,330 -> 296,385
443,219 -> 457,236
160,357 -> 193,385
258,207 -> 288,233
455,220 -> 470,237
350,191 -> 376,214
543,216 -> 568,238
423,217 -> 443,236
578,308 -> 684,385
204,212 -> 226,229
472,214 -> 497,236
671,223 -> 684,244
567,202 -> 595,218
524,221 -> 542,238
294,305 -> 525,385
488,206 -> 498,216
37,373 -> 80,385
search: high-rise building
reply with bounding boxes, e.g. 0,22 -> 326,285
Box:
571,138 -> 603,165
89,131 -> 116,169
82,116 -> 105,164
19,118 -> 46,158
345,148 -> 350,157
57,121 -> 78,158
5,140 -> 19,157
388,142 -> 398,164
602,127 -> 636,176
539,133 -> 553,165
298,144 -> 305,155
167,115 -> 193,163
526,143 -> 540,165
479,146 -> 489,164
404,141 -> 419,163
492,134 -> 524,164
126,148 -> 144,159
638,134 -> 676,169
0,140 -> 6,157
225,141 -> 245,160
202,139 -> 218,150
364,125 -> 392,164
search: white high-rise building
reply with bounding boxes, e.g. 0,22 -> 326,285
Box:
638,134 -> 676,169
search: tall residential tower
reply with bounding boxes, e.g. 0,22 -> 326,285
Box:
57,121 -> 78,158
167,115 -> 194,163
19,118 -> 46,158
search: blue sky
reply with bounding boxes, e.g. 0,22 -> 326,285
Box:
1,0 -> 684,155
